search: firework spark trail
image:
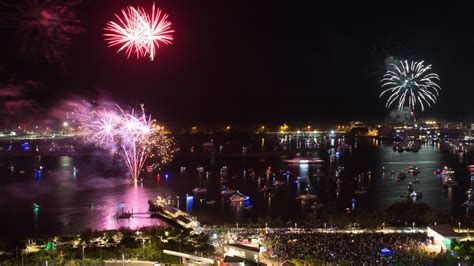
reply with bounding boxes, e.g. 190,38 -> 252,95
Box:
78,103 -> 176,182
104,3 -> 174,61
380,60 -> 441,112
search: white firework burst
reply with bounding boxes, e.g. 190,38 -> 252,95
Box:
380,60 -> 441,112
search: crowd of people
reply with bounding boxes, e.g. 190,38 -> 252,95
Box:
266,232 -> 440,264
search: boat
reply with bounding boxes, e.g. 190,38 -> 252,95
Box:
206,200 -> 216,205
401,191 -> 423,200
32,203 -> 40,209
397,171 -> 407,181
192,187 -> 207,194
221,186 -> 237,196
393,143 -> 404,152
441,166 -> 455,176
462,201 -> 474,207
282,158 -> 324,164
467,189 -> 473,199
202,142 -> 215,152
407,166 -> 420,175
296,194 -> 317,201
468,165 -> 474,172
273,180 -> 285,186
443,178 -> 458,187
260,185 -> 274,192
229,191 -> 250,202
148,196 -> 201,232
311,203 -> 324,209
243,205 -> 253,210
413,179 -> 420,184
118,211 -> 133,219
294,176 -> 309,184
355,189 -> 368,194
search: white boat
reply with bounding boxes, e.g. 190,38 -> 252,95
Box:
294,176 -> 309,184
221,187 -> 237,196
282,158 -> 324,164
192,187 -> 207,194
409,191 -> 423,199
148,196 -> 201,232
230,191 -> 250,202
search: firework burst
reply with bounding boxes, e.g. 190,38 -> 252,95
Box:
79,103 -> 176,182
380,60 -> 441,112
104,3 -> 174,61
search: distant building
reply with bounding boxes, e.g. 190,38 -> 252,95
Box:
439,123 -> 467,140
336,121 -> 377,137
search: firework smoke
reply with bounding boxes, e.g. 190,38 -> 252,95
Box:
13,0 -> 82,64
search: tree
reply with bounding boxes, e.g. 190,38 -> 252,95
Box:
386,201 -> 433,225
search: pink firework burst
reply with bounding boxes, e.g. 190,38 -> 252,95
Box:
77,102 -> 176,182
104,3 -> 174,61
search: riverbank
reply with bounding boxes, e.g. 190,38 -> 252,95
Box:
0,226 -> 213,265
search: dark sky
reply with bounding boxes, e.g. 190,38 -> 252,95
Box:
1,1 -> 474,127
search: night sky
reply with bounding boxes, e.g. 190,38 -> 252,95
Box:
1,1 -> 474,127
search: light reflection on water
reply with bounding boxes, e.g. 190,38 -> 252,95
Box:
0,139 -> 472,239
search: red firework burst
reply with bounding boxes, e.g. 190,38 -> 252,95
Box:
104,3 -> 174,61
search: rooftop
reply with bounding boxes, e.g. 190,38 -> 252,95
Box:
428,224 -> 458,238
